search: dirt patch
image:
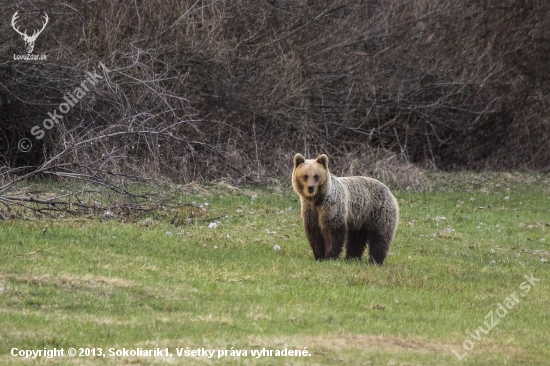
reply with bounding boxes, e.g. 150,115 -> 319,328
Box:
248,333 -> 453,354
0,272 -> 134,290
246,333 -> 523,359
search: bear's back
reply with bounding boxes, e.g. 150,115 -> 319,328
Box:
332,176 -> 398,231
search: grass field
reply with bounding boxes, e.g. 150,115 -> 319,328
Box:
0,172 -> 549,365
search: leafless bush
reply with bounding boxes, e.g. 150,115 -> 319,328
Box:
0,0 -> 548,214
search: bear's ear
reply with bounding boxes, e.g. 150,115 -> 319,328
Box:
316,154 -> 328,169
294,154 -> 305,168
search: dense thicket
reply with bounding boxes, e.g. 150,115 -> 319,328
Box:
1,0 -> 549,183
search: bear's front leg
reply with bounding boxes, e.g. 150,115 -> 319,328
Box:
303,206 -> 326,260
322,224 -> 346,260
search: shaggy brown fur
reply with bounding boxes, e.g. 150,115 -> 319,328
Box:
292,154 -> 399,264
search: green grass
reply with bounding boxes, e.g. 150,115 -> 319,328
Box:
0,173 -> 549,365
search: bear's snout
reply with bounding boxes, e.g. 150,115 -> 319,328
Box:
308,186 -> 314,193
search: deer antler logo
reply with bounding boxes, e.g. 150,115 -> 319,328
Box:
11,11 -> 49,54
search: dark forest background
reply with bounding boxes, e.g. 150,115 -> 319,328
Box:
1,0 -> 549,185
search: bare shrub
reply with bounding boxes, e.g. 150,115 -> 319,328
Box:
0,0 -> 548,208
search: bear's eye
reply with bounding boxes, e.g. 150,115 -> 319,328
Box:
314,174 -> 319,181
304,175 -> 308,180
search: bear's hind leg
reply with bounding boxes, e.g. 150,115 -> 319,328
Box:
367,231 -> 391,265
345,230 -> 368,260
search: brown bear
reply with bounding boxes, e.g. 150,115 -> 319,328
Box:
292,154 -> 399,264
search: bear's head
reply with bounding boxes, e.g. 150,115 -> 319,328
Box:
292,154 -> 331,199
